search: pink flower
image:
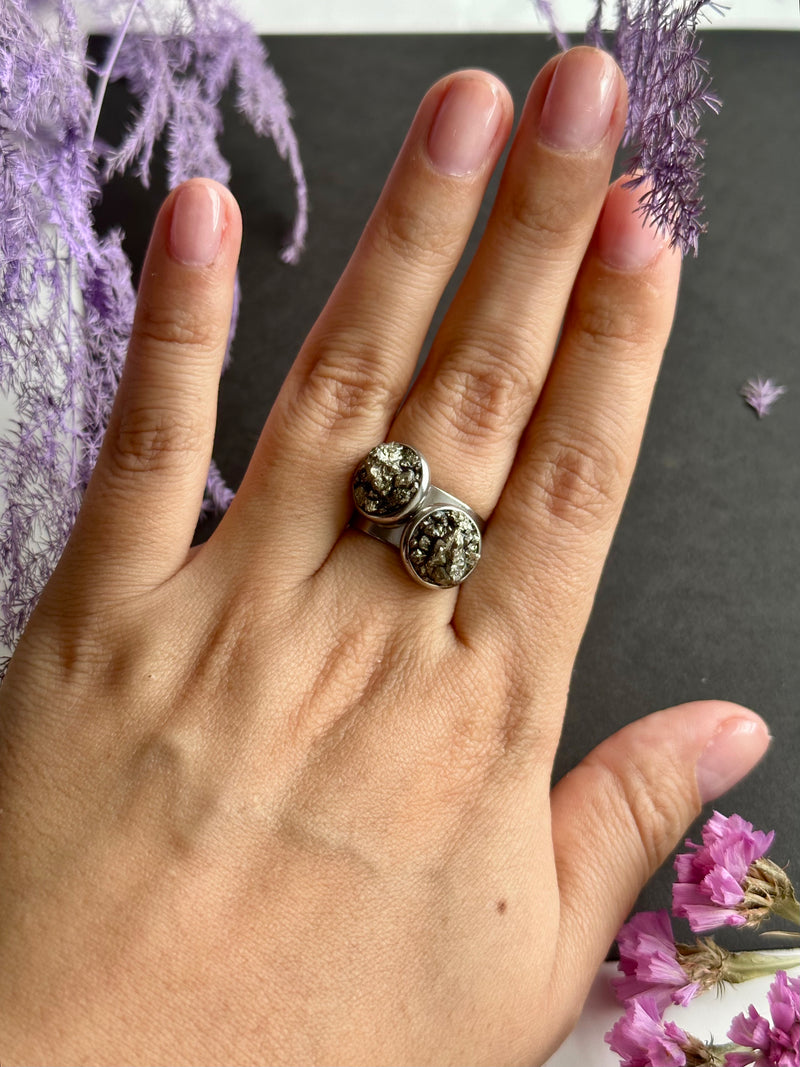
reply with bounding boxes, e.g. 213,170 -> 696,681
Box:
740,378 -> 787,418
605,996 -> 696,1066
726,971 -> 800,1066
673,812 -> 776,932
614,910 -> 701,1010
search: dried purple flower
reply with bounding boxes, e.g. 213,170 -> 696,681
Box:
0,0 -> 307,675
529,0 -> 571,50
740,378 -> 787,419
0,0 -> 116,673
613,909 -> 800,1012
202,457 -> 235,515
725,971 -> 800,1067
97,0 -> 307,263
605,995 -> 721,1066
530,1 -> 724,255
673,812 -> 800,933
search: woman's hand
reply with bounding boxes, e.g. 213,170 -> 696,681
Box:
0,47 -> 769,1066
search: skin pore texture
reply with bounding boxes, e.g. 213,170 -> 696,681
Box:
0,47 -> 770,1066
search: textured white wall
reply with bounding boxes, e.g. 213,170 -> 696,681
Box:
77,0 -> 800,33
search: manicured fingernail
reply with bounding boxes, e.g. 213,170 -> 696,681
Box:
169,183 -> 224,266
427,76 -> 504,177
696,717 -> 771,804
597,187 -> 669,270
539,47 -> 618,151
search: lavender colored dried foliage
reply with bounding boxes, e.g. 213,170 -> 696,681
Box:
740,377 -> 787,419
532,0 -> 724,256
0,0 -> 307,675
97,0 -> 307,263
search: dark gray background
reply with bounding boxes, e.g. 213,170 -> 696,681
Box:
98,33 -> 799,953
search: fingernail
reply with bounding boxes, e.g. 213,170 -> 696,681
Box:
539,47 -> 618,151
169,183 -> 224,266
427,76 -> 504,177
597,187 -> 669,271
696,717 -> 771,804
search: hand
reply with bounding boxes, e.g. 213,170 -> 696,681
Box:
0,47 -> 770,1065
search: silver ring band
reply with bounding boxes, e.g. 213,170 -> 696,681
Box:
350,443 -> 484,589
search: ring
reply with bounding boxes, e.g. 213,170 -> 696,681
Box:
350,443 -> 485,589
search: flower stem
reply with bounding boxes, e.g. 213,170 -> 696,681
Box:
87,0 -> 142,148
725,948 -> 800,984
761,930 -> 800,942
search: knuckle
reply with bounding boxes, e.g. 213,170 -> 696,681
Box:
106,405 -> 205,477
570,297 -> 658,365
368,199 -> 461,272
531,428 -> 625,533
17,604 -> 145,697
133,300 -> 221,361
290,336 -> 400,437
502,166 -> 594,248
605,754 -> 693,876
422,343 -> 531,445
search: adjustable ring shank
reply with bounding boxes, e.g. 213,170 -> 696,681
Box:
351,486 -> 485,547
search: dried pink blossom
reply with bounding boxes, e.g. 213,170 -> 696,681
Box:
605,995 -> 713,1066
614,910 -> 702,1009
726,971 -> 800,1067
614,909 -> 800,1012
673,813 -> 799,933
740,378 -> 787,419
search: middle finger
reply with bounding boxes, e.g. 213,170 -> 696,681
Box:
390,47 -> 627,519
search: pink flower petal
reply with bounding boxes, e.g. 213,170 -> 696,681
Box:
606,996 -> 691,1067
673,813 -> 775,932
704,866 -> 747,907
727,971 -> 800,1066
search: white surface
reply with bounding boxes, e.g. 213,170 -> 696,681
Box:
77,0 -> 800,34
544,956 -> 799,1066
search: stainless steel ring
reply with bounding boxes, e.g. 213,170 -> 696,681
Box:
350,443 -> 485,589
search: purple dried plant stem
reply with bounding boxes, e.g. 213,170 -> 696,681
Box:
202,458 -> 235,515
531,0 -> 571,52
740,377 -> 786,419
87,0 -> 142,147
530,0 -> 724,256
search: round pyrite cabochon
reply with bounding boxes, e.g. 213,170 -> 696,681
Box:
402,506 -> 482,588
352,443 -> 425,521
